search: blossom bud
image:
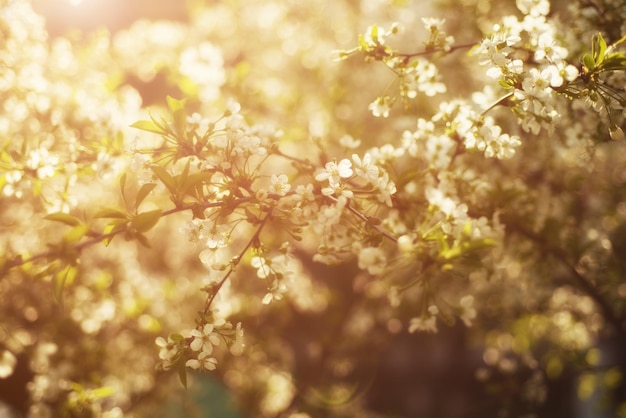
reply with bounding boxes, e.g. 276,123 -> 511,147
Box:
610,126 -> 624,141
397,235 -> 414,254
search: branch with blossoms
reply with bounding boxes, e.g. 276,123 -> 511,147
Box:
334,19 -> 459,117
137,98 -> 404,381
3,0 -> 626,416
0,95 -> 402,378
1,83 -> 505,388
335,5 -> 626,152
5,4 -> 623,396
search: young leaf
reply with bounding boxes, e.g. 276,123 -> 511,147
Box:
441,245 -> 462,260
371,25 -> 379,43
583,54 -> 595,71
151,165 -> 176,194
131,209 -> 162,233
131,120 -> 165,135
134,182 -> 157,211
166,95 -> 186,114
94,208 -> 128,219
167,96 -> 187,136
102,220 -> 127,246
89,386 -> 115,400
43,212 -> 82,227
598,53 -> 626,72
54,263 -> 78,307
595,33 -> 607,65
358,34 -> 368,50
120,173 -> 128,208
63,224 -> 90,244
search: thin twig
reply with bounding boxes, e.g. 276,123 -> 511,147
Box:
4,198 -> 253,273
203,209 -> 272,314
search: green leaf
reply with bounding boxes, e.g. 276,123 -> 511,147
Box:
166,96 -> 187,135
466,238 -> 498,251
131,209 -> 161,233
371,24 -> 379,43
94,208 -> 128,219
183,171 -> 215,199
131,120 -> 165,135
358,34 -> 368,50
598,53 -> 626,72
54,263 -> 77,307
166,95 -> 186,114
151,165 -> 176,194
102,220 -> 127,246
177,158 -> 191,194
178,363 -> 188,389
595,33 -> 607,64
498,80 -> 513,89
120,172 -> 128,208
89,386 -> 114,399
63,224 -> 90,244
43,212 -> 82,227
441,245 -> 462,260
170,333 -> 185,342
134,182 -> 157,210
583,54 -> 595,71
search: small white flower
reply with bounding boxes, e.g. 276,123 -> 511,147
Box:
225,98 -> 241,115
368,96 -> 391,118
201,223 -> 230,249
315,159 -> 353,186
251,256 -> 272,279
339,135 -> 361,149
363,24 -> 386,47
408,305 -> 439,333
155,336 -> 178,370
357,247 -> 387,275
189,324 -> 220,354
352,153 -> 379,181
459,295 -> 477,326
516,0 -> 550,16
199,247 -> 228,270
180,219 -> 202,243
421,17 -> 446,31
262,279 -> 288,304
425,187 -> 457,216
534,33 -> 568,62
186,351 -> 218,371
270,174 -> 291,196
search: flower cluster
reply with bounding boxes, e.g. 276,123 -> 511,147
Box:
472,1 -> 583,137
336,19 -> 452,117
156,317 -> 244,373
251,249 -> 293,305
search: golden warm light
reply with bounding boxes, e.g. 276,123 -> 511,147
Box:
1,0 -> 626,417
